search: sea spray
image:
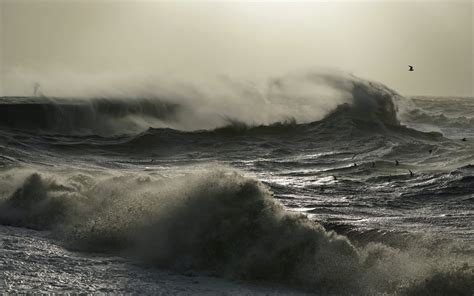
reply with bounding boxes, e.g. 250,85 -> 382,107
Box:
0,167 -> 472,295
0,71 -> 402,135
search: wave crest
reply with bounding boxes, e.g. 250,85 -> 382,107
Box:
0,71 -> 402,136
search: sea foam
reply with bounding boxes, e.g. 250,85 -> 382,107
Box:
0,167 -> 472,295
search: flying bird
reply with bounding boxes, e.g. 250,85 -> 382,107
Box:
408,65 -> 414,71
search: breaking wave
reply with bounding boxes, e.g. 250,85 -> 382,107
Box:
0,167 -> 472,295
0,71 -> 401,136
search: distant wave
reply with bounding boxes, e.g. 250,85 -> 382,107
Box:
0,101 -> 444,158
121,103 -> 443,153
0,167 -> 472,295
0,71 -> 402,136
402,108 -> 474,129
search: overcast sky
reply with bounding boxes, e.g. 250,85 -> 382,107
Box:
0,0 -> 472,97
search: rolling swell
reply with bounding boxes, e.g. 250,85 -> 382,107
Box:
0,167 -> 472,295
403,108 -> 474,129
121,103 -> 442,153
0,101 -> 444,157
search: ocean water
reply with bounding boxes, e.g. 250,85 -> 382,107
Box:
0,73 -> 472,295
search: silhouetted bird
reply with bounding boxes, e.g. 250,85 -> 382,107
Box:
428,149 -> 433,154
462,138 -> 467,141
408,65 -> 414,71
408,170 -> 414,177
371,162 -> 376,168
353,163 -> 358,167
395,160 -> 399,166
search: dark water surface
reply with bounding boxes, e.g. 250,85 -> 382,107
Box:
0,77 -> 472,295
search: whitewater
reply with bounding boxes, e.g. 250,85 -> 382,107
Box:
0,72 -> 472,295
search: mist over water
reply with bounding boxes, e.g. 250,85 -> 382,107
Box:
0,71 -> 402,134
0,71 -> 473,294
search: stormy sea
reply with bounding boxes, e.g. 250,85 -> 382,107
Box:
0,72 -> 472,295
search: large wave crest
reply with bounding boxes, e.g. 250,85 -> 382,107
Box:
0,71 -> 401,136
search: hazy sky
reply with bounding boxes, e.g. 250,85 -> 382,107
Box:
0,0 -> 472,97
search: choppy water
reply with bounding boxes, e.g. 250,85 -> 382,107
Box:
0,73 -> 472,295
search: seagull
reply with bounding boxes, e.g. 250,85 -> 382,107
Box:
395,160 -> 399,166
408,65 -> 414,71
408,169 -> 414,177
